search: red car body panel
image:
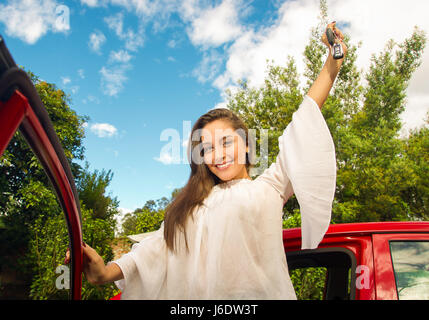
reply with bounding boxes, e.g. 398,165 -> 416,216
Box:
283,221 -> 429,300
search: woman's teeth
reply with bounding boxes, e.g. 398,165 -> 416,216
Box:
216,162 -> 232,169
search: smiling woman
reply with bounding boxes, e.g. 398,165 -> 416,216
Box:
160,107 -> 255,253
200,115 -> 251,182
62,20 -> 346,299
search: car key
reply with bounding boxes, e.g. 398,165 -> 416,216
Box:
326,28 -> 344,60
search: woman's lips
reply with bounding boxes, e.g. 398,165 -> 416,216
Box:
215,161 -> 233,170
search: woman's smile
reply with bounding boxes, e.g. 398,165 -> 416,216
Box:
215,160 -> 233,170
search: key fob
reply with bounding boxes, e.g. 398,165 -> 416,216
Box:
332,43 -> 344,60
326,28 -> 344,60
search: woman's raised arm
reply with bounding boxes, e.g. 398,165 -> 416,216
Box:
307,22 -> 347,109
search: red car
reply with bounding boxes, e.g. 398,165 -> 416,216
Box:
1,35 -> 429,301
283,221 -> 429,300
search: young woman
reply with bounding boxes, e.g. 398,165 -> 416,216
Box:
66,22 -> 347,299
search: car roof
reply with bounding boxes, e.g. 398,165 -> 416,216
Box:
283,221 -> 429,241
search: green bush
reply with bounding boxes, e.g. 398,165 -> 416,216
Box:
27,206 -> 118,300
290,267 -> 327,300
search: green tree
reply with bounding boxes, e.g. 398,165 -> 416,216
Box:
121,191 -> 176,236
77,163 -> 120,221
27,206 -> 117,300
401,118 -> 429,221
121,199 -> 168,236
0,70 -> 119,300
334,28 -> 426,223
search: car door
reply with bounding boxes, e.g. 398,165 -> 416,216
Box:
0,35 -> 83,299
372,233 -> 429,300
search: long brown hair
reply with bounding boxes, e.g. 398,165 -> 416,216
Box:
163,108 -> 254,252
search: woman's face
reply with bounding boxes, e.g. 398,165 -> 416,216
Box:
200,119 -> 250,182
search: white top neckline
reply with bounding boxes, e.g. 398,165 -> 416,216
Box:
213,178 -> 253,189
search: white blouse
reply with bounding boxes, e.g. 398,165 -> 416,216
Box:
109,95 -> 336,300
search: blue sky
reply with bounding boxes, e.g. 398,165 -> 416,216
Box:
1,0 -> 428,221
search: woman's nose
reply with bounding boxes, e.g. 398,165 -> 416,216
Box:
214,146 -> 226,164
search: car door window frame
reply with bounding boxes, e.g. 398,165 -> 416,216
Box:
286,247 -> 357,300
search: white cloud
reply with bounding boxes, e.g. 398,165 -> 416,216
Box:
78,69 -> 85,79
60,76 -> 79,94
88,30 -> 106,53
213,0 -> 319,91
167,39 -> 177,48
80,0 -> 102,7
0,0 -> 69,44
90,123 -> 118,138
104,12 -> 144,52
192,49 -> 224,83
99,64 -> 130,96
109,49 -> 132,63
87,95 -> 100,104
61,76 -> 71,85
165,181 -> 176,190
104,12 -> 124,36
153,152 -> 181,165
70,86 -> 79,94
181,0 -> 244,48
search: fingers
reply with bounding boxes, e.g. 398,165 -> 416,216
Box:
82,243 -> 100,264
64,247 -> 70,264
326,21 -> 344,42
327,21 -> 336,29
334,28 -> 344,42
64,242 -> 88,265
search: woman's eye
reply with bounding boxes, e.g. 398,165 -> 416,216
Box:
224,139 -> 233,146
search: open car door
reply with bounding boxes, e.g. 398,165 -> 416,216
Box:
0,35 -> 83,300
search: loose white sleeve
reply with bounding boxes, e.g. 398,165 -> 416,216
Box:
255,95 -> 336,250
107,224 -> 167,299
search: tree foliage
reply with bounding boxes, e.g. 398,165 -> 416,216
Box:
27,206 -> 117,300
0,70 -> 118,299
77,163 -> 119,221
121,194 -> 172,236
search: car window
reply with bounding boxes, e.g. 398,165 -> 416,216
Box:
289,266 -> 327,300
286,248 -> 356,300
390,241 -> 429,300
